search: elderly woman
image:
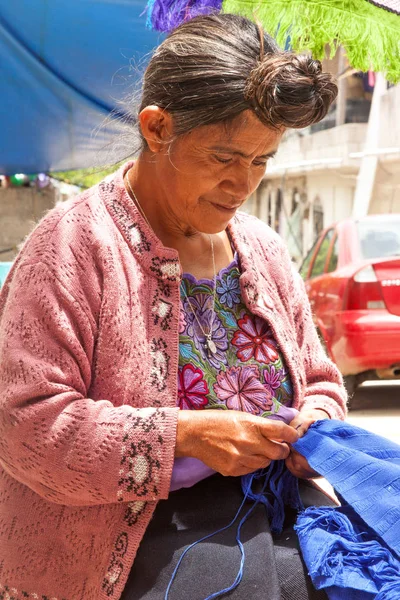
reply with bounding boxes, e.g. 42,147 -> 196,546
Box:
0,13 -> 346,600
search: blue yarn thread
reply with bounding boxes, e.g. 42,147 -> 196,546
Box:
165,470 -> 268,600
165,462 -> 301,599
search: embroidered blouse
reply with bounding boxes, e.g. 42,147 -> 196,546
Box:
171,255 -> 298,491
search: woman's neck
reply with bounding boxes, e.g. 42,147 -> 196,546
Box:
126,156 -> 196,247
124,158 -> 234,277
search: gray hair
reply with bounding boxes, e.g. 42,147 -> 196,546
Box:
139,14 -> 337,140
101,13 -> 337,163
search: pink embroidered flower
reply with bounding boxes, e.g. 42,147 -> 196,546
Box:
178,305 -> 187,334
232,314 -> 279,364
178,364 -> 209,410
213,365 -> 273,414
263,365 -> 283,396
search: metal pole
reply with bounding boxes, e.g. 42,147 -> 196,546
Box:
336,46 -> 347,127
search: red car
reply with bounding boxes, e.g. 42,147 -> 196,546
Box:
300,214 -> 400,400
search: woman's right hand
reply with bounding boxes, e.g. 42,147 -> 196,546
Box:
175,409 -> 299,477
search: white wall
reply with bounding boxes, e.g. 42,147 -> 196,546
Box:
379,85 -> 400,149
370,160 -> 400,214
306,173 -> 354,227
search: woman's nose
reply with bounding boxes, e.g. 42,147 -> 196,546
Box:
219,169 -> 253,199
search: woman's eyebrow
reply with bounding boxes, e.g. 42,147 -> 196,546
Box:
210,146 -> 278,159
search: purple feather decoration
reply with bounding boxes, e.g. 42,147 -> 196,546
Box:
147,0 -> 223,31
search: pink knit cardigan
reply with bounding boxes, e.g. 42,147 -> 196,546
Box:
0,163 -> 347,600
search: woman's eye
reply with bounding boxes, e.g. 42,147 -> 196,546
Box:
214,155 -> 232,164
253,161 -> 268,168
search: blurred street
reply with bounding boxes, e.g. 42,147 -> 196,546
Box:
347,380 -> 400,445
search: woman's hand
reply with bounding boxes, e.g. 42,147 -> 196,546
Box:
176,409 -> 299,477
285,409 -> 330,479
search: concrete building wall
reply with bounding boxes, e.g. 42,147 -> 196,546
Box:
0,186 -> 56,261
379,85 -> 400,149
255,75 -> 400,264
370,161 -> 400,215
306,173 -> 355,228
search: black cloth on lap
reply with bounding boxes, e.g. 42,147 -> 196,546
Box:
121,474 -> 333,600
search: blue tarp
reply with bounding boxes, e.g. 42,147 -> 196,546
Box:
0,1 -> 162,174
0,262 -> 12,288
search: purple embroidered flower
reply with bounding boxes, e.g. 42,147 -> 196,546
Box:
263,365 -> 283,397
216,273 -> 241,308
184,292 -> 228,368
178,364 -> 209,410
213,365 -> 273,415
232,314 -> 279,364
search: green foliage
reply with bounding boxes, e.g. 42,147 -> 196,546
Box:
50,164 -> 121,189
222,0 -> 400,83
311,235 -> 331,277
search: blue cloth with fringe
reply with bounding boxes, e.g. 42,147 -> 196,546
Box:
165,420 -> 400,599
292,419 -> 400,600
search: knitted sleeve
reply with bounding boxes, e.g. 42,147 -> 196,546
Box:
289,264 -> 347,420
0,261 -> 179,506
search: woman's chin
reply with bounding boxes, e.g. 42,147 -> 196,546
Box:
192,207 -> 239,234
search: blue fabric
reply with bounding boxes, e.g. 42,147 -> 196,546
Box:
0,1 -> 162,174
293,420 -> 400,600
241,460 -> 303,533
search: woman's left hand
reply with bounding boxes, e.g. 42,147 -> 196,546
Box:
285,409 -> 330,479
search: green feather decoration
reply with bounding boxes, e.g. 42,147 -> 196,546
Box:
221,0 -> 400,82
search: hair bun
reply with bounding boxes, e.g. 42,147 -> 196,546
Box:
244,52 -> 338,129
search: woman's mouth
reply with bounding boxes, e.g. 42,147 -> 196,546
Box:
211,202 -> 241,214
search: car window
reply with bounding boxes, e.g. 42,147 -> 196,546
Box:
299,242 -> 318,280
327,235 -> 339,273
358,218 -> 400,260
310,229 -> 334,279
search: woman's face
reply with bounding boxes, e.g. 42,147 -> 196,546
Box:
143,109 -> 284,235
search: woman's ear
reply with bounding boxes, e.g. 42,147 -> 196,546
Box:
138,106 -> 173,153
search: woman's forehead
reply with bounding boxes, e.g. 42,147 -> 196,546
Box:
194,112 -> 284,155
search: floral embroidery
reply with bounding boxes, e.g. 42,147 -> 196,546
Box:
151,281 -> 172,331
99,179 -> 115,194
179,256 -> 293,419
214,365 -> 273,414
108,199 -> 151,254
178,365 -> 209,410
150,257 -> 180,281
150,338 -> 170,393
124,500 -> 147,527
102,532 -> 128,597
0,584 -> 67,600
276,366 -> 293,401
183,291 -> 228,369
118,411 -> 164,502
178,306 -> 187,334
232,314 -> 279,364
127,222 -> 151,254
263,365 -> 283,397
216,272 -> 241,308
